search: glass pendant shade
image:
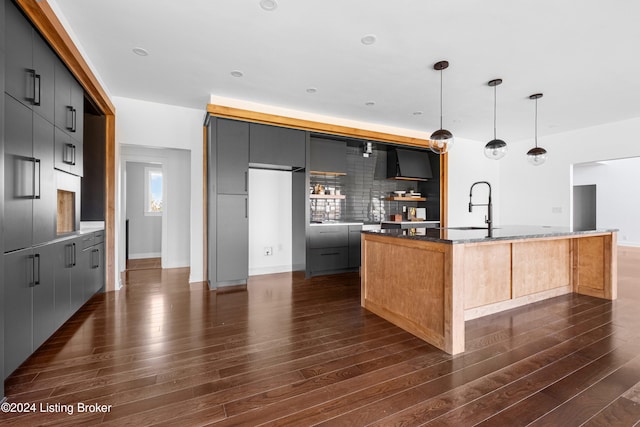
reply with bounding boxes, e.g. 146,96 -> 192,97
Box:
484,139 -> 507,160
430,60 -> 453,155
526,146 -> 547,165
430,128 -> 454,154
484,79 -> 507,160
527,93 -> 546,166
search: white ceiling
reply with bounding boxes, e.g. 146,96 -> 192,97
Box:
51,0 -> 640,143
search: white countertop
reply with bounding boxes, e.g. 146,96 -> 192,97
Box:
381,220 -> 440,224
309,221 -> 364,226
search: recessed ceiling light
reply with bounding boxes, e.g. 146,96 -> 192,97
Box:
413,111 -> 423,116
365,101 -> 375,107
361,34 -> 377,45
230,70 -> 244,77
306,87 -> 317,94
259,0 -> 278,11
132,47 -> 149,56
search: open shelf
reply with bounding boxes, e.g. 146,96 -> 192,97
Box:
310,170 -> 347,176
310,194 -> 346,200
385,196 -> 426,202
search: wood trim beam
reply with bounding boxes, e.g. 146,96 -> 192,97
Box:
208,103 -> 450,226
17,0 -> 117,291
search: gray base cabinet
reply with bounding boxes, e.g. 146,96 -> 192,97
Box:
3,248 -> 34,378
307,225 -> 360,277
3,230 -> 104,379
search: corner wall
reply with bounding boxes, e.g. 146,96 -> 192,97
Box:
500,117 -> 640,227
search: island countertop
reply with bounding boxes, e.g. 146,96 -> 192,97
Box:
363,225 -> 618,244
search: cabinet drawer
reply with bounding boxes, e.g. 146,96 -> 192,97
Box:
309,226 -> 348,248
93,231 -> 105,244
309,247 -> 348,272
80,233 -> 95,249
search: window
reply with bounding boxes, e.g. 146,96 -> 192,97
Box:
144,167 -> 163,215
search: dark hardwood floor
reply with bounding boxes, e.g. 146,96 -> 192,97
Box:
2,247 -> 640,426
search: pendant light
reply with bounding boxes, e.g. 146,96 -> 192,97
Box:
484,79 -> 507,160
430,60 -> 454,155
527,93 -> 547,166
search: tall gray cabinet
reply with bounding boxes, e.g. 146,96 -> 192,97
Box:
2,0 -> 102,386
208,118 -> 249,288
206,116 -> 307,288
0,0 -> 6,400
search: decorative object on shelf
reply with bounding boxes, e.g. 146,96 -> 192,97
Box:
430,60 -> 454,155
484,79 -> 508,160
393,190 -> 406,196
313,183 -> 325,194
527,93 -> 547,166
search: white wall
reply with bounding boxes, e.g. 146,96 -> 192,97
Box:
114,97 -> 204,284
126,162 -> 162,258
248,169 -> 293,275
446,137 -> 502,227
574,158 -> 640,246
500,117 -> 640,227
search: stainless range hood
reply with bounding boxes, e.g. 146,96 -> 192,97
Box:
386,148 -> 433,181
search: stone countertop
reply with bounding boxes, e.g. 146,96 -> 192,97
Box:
310,221 -> 364,226
363,225 -> 618,244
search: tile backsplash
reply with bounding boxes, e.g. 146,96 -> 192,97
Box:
310,146 -> 426,223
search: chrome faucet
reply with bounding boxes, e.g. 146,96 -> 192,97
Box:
469,181 -> 493,231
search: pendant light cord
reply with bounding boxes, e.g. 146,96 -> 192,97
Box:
439,69 -> 443,129
534,97 -> 538,148
493,84 -> 497,140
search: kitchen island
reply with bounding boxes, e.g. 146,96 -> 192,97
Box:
361,226 -> 617,354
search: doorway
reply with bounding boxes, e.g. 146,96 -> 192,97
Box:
126,162 -> 163,270
573,184 -> 596,231
119,145 -> 191,282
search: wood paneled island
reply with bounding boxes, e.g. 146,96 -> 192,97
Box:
361,226 -> 617,354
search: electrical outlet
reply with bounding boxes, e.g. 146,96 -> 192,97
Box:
264,247 -> 273,256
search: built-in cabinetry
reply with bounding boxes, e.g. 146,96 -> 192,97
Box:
207,117 -> 307,288
2,0 -> 99,382
307,224 -> 362,276
3,230 -> 104,379
310,137 -> 346,175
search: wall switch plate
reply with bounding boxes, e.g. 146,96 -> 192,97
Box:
264,247 -> 273,256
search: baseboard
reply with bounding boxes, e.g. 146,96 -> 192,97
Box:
129,252 -> 161,260
249,265 -> 294,276
618,242 -> 640,248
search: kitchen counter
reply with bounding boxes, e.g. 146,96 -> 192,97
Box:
381,220 -> 440,229
366,225 -> 617,243
309,221 -> 364,227
361,225 -> 617,354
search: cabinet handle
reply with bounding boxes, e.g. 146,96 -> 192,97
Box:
72,243 -> 77,266
72,108 -> 77,132
320,252 -> 340,256
92,248 -> 100,268
34,159 -> 41,199
30,254 -> 41,286
26,69 -> 41,106
66,106 -> 74,131
63,143 -> 76,165
245,198 -> 248,219
244,171 -> 248,192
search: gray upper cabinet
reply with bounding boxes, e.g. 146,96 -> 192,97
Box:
54,59 -> 84,147
32,113 -> 56,245
5,2 -> 55,122
4,94 -> 34,252
216,194 -> 248,283
54,126 -> 83,176
217,119 -> 249,195
249,123 -> 305,169
4,94 -> 56,252
310,138 -> 347,174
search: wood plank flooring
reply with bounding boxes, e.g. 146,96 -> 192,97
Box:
3,247 -> 640,425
